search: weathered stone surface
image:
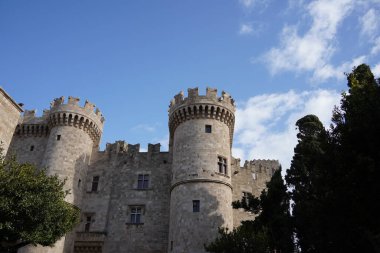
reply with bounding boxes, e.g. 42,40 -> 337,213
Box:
3,87 -> 278,253
0,87 -> 23,154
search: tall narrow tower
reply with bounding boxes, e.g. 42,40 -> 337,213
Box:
168,87 -> 235,253
43,96 -> 104,206
39,96 -> 104,253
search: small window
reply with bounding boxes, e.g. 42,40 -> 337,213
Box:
84,215 -> 92,232
30,145 -> 34,151
91,176 -> 99,192
218,156 -> 227,175
137,174 -> 149,189
78,179 -> 82,188
205,125 -> 212,133
171,241 -> 173,251
242,192 -> 249,205
56,135 -> 61,141
193,200 -> 200,212
130,207 -> 142,224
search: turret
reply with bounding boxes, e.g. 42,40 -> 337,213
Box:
44,96 -> 104,205
168,87 -> 235,253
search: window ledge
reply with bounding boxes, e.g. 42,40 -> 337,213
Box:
215,172 -> 230,178
86,191 -> 99,194
133,188 -> 153,191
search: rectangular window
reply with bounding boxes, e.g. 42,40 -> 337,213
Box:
30,145 -> 34,151
137,174 -> 149,189
218,156 -> 227,175
171,241 -> 173,251
205,125 -> 212,133
91,176 -> 99,192
193,200 -> 200,212
56,135 -> 61,141
84,215 -> 92,232
242,192 -> 249,205
78,179 -> 82,188
130,207 -> 142,224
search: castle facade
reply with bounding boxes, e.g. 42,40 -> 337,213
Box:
1,87 -> 279,253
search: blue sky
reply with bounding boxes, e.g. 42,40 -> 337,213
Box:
1,0 -> 380,170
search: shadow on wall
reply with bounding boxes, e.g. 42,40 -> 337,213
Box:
62,153 -> 89,253
170,183 -> 229,253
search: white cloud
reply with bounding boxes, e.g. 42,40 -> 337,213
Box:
132,123 -> 159,132
373,63 -> 380,77
239,23 -> 254,35
360,9 -> 379,39
239,0 -> 255,8
239,0 -> 269,10
263,0 -> 359,82
311,55 -> 367,81
233,89 -> 341,171
371,37 -> 380,55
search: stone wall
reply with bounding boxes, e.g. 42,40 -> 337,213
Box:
0,88 -> 22,155
3,88 -> 279,253
76,143 -> 171,253
231,158 -> 280,227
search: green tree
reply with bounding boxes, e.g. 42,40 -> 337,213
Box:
330,64 -> 380,252
287,64 -> 380,253
206,168 -> 294,253
285,115 -> 333,252
0,151 -> 80,253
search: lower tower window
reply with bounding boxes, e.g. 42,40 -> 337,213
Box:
84,214 -> 94,232
193,200 -> 200,212
91,176 -> 99,192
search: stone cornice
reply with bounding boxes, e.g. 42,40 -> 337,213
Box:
170,178 -> 233,192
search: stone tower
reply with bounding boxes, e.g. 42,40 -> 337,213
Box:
168,87 -> 235,253
12,96 -> 104,253
42,96 -> 104,207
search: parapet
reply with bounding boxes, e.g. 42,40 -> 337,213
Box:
15,96 -> 105,144
48,96 -> 105,144
243,159 -> 280,174
106,141 -> 163,155
169,87 -> 235,115
50,96 -> 104,126
168,88 -> 236,145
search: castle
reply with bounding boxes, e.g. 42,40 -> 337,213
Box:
0,87 -> 279,253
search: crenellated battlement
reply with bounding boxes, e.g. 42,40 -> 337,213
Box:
46,96 -> 104,144
168,88 -> 236,144
50,96 -> 104,123
105,141 -> 164,155
169,87 -> 235,114
243,159 -> 280,174
14,96 -> 105,145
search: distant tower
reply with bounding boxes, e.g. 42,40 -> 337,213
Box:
168,88 -> 235,253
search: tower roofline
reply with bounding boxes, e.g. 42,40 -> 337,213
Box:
169,87 -> 235,115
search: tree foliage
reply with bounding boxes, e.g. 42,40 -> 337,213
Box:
0,151 -> 80,252
206,168 -> 294,253
287,64 -> 380,252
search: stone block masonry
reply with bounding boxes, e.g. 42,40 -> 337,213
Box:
3,87 -> 279,253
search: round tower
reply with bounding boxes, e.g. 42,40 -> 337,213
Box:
168,87 -> 235,253
43,96 -> 104,206
42,96 -> 104,253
